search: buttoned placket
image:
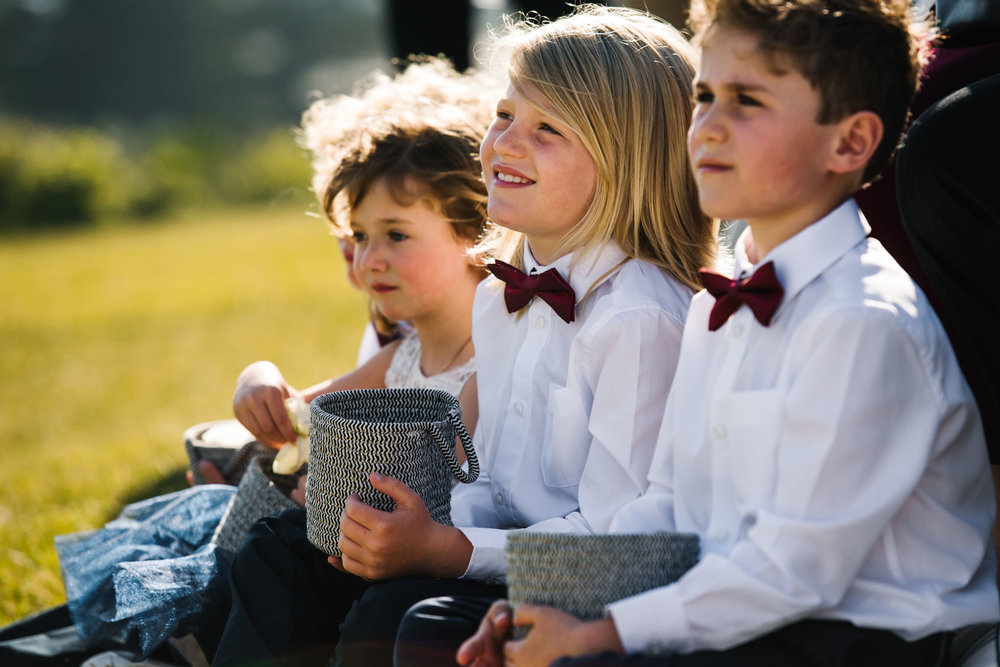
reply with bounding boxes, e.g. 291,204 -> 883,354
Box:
491,295 -> 553,524
705,307 -> 754,552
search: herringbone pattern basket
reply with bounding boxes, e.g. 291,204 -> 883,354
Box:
211,455 -> 301,553
506,531 -> 700,631
306,388 -> 479,557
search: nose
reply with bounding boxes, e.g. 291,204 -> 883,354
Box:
490,122 -> 526,160
689,104 -> 726,146
356,238 -> 387,274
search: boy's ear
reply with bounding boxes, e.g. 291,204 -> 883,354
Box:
829,110 -> 883,175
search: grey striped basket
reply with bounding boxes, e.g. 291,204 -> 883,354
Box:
210,454 -> 301,553
505,531 -> 700,634
305,388 -> 479,557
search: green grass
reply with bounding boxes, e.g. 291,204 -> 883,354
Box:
0,204 -> 368,624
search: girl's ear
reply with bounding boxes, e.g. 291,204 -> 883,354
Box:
829,110 -> 883,175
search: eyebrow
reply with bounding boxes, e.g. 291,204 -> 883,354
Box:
350,216 -> 415,228
695,80 -> 770,94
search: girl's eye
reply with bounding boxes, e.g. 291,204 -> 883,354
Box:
351,231 -> 367,243
539,123 -> 562,136
695,91 -> 714,104
738,93 -> 762,107
388,230 -> 408,242
495,110 -> 513,122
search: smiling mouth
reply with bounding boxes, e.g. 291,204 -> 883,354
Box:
370,284 -> 396,294
494,170 -> 534,185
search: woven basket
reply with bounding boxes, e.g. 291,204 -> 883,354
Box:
505,531 -> 699,633
184,419 -> 271,485
210,455 -> 302,553
306,388 -> 479,557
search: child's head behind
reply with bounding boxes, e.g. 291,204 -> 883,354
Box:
485,5 -> 716,291
689,0 -> 926,183
300,58 -> 497,333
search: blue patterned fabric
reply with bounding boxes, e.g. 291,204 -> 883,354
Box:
55,485 -> 236,656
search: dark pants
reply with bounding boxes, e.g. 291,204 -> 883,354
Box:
210,508 -> 505,667
394,595 -> 950,667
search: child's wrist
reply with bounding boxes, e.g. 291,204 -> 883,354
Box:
427,524 -> 474,578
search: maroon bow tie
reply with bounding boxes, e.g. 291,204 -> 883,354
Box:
699,261 -> 784,331
487,260 -> 576,323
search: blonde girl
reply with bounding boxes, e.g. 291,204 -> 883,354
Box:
212,7 -> 718,667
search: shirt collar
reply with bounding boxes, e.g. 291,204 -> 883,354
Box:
523,238 -> 630,300
734,198 -> 869,304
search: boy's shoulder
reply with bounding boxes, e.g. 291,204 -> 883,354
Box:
784,234 -> 951,364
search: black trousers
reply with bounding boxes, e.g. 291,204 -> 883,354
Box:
210,508 -> 504,667
393,595 -> 951,667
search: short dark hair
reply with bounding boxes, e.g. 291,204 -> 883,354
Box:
690,0 -> 927,182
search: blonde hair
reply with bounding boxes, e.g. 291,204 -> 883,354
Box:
480,4 -> 717,291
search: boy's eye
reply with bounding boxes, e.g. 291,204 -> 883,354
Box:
388,230 -> 408,242
694,91 -> 714,104
737,93 -> 762,107
351,231 -> 367,243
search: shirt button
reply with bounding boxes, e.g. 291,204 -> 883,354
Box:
495,492 -> 505,505
533,315 -> 545,328
513,401 -> 524,415
712,424 -> 727,439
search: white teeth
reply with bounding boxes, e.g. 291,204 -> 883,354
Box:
496,171 -> 532,184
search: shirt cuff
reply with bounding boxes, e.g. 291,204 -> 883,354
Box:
607,585 -> 690,655
457,526 -> 509,583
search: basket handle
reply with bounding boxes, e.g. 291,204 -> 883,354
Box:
428,409 -> 479,484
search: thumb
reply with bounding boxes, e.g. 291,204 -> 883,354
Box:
369,472 -> 424,510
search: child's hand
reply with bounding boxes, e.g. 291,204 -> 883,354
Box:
456,600 -> 512,667
502,606 -> 624,667
232,361 -> 298,447
329,472 -> 472,580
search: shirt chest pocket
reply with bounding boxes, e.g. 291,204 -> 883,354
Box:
713,389 -> 783,512
540,385 -> 591,488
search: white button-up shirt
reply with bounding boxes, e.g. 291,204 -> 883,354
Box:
452,240 -> 693,581
608,199 -> 1000,653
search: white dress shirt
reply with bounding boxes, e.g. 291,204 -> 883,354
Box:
608,199 -> 1000,653
452,239 -> 693,582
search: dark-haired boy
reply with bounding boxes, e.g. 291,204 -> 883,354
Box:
445,0 -> 1000,665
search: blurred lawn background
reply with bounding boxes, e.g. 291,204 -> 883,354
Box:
0,203 -> 368,623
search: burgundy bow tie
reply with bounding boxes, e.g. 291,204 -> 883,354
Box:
487,259 -> 577,323
699,261 -> 784,331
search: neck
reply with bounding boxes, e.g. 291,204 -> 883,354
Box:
746,193 -> 852,261
412,283 -> 476,377
525,236 -> 573,267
